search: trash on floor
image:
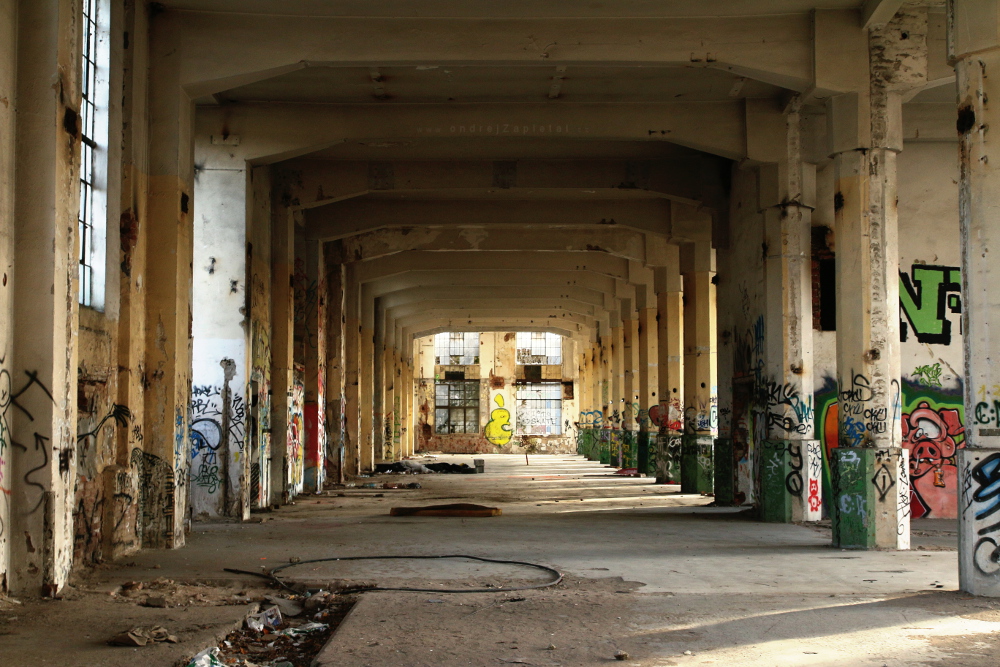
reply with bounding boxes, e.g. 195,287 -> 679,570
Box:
389,503 -> 502,517
108,625 -> 179,646
245,605 -> 283,631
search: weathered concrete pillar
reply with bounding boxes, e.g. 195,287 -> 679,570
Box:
359,289 -> 376,472
828,10 -> 927,549
141,11 -> 192,547
598,328 -> 612,464
680,243 -> 716,493
371,299 -> 385,464
953,0 -> 1000,594
758,98 -> 822,523
269,201 -> 295,504
654,259 -> 684,483
622,305 -> 639,468
8,0 -> 80,594
343,263 -> 361,476
637,293 -> 659,475
610,317 -> 626,467
302,239 -> 326,493
324,250 -> 345,484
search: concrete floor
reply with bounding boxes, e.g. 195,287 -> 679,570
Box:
3,453 -> 998,666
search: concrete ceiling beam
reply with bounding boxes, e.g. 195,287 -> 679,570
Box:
195,101 -> 747,163
366,269 -> 623,298
279,157 -> 715,211
173,13 -> 814,96
378,285 -> 608,309
329,224 -> 651,263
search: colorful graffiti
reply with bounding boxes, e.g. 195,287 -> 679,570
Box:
485,394 -> 513,446
288,374 -> 305,496
899,264 -> 961,345
814,376 -> 964,519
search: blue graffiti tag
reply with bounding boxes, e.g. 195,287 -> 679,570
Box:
973,453 -> 1000,521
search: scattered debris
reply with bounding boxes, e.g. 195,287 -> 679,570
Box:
615,649 -> 630,660
265,595 -> 304,617
142,595 -> 168,608
186,647 -> 225,667
246,605 -> 283,632
614,468 -> 640,477
108,625 -> 179,646
390,503 -> 502,517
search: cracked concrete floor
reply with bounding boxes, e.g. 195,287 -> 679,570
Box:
3,453 -> 996,666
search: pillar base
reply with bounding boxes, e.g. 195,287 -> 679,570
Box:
831,447 -> 909,549
714,438 -> 735,506
681,434 -> 714,494
654,433 -> 682,484
959,448 -> 1000,596
637,431 -> 651,475
621,430 -> 637,469
577,427 -> 599,460
599,429 -> 611,465
760,440 -> 823,522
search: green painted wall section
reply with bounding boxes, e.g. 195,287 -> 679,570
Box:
831,448 -> 876,548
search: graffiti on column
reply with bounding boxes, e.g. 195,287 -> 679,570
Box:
288,374 -> 305,495
485,394 -> 512,446
899,265 -> 961,345
966,452 -> 1000,575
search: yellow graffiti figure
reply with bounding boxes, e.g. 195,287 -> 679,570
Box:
485,394 -> 513,446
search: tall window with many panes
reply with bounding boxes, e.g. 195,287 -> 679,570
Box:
515,382 -> 562,436
515,332 -> 562,365
435,380 -> 480,434
78,0 -> 107,309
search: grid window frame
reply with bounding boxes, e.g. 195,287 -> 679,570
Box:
434,379 -> 480,434
434,332 -> 480,365
515,332 -> 562,365
77,0 -> 108,310
515,381 -> 562,436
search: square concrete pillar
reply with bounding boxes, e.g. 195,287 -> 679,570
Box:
654,434 -> 682,484
832,447 -> 909,549
760,440 -> 823,522
714,438 -> 735,505
681,434 -> 714,494
958,449 -> 1000,595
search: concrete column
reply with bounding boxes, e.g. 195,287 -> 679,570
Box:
828,10 -> 927,550
654,258 -> 684,484
622,306 -> 639,468
269,203 -> 295,504
343,264 -> 361,476
758,98 -> 822,523
403,351 -> 414,456
953,0 -> 1000,594
359,289 -> 375,472
8,0 -> 80,594
371,299 -> 385,464
323,250 -> 345,484
680,243 -> 716,493
598,330 -> 612,464
141,11 -> 193,547
302,239 -> 326,493
638,294 -> 658,475
611,318 -> 625,467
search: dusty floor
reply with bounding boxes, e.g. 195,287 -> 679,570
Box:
0,453 -> 994,666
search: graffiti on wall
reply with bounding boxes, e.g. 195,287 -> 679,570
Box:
900,264 -> 961,345
287,372 -> 305,496
815,374 -> 965,519
966,452 -> 1000,575
485,394 -> 513,447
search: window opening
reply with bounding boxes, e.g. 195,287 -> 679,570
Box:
78,0 -> 107,309
435,380 -> 480,434
516,382 -> 562,436
516,332 -> 562,365
434,332 -> 480,365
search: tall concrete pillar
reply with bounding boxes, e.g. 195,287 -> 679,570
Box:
828,10 -> 927,549
953,0 -> 1000,594
9,0 -> 80,594
302,239 -> 326,493
758,98 -> 822,523
598,328 -> 612,464
680,243 -> 716,493
611,317 -> 626,467
359,290 -> 376,472
622,305 -> 639,467
141,11 -> 193,546
269,203 -> 295,504
637,293 -> 659,475
654,258 -> 684,483
371,299 -> 385,464
343,264 -> 361,476
324,250 -> 345,484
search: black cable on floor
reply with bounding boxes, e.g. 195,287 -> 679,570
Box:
242,554 -> 564,594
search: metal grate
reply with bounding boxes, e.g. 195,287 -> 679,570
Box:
78,0 -> 99,307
